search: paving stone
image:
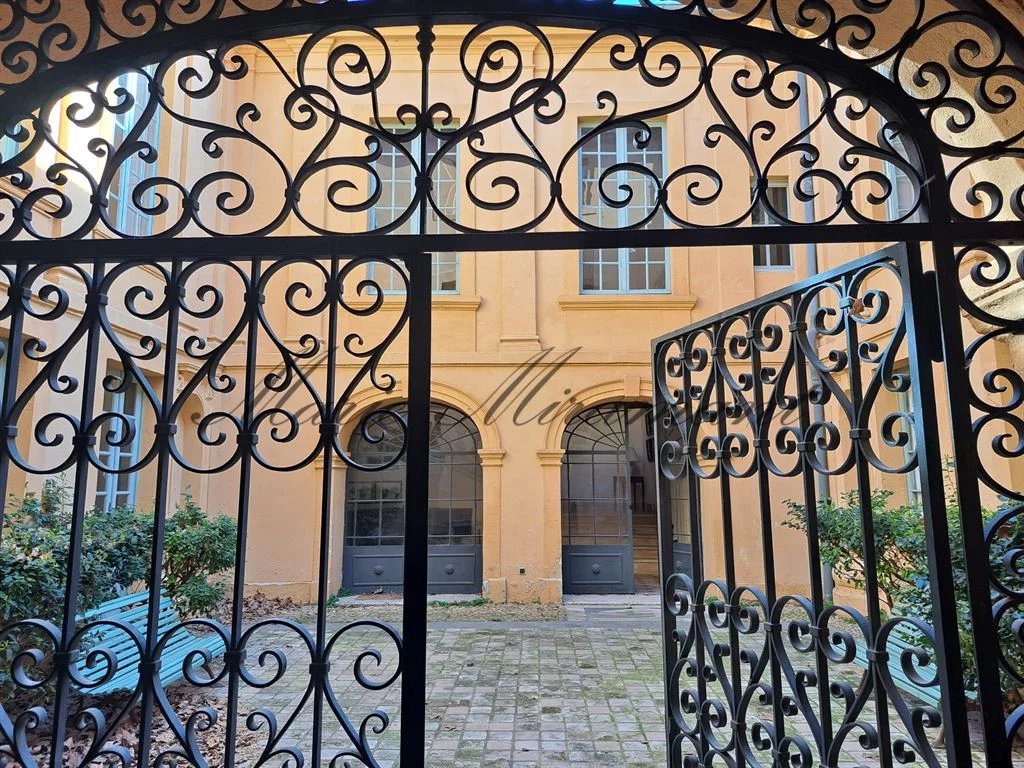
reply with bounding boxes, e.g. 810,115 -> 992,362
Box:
178,610 -> 997,767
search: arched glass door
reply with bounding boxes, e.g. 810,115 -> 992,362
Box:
344,402 -> 483,594
562,403 -> 661,594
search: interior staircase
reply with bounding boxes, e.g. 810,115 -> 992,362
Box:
632,504 -> 660,593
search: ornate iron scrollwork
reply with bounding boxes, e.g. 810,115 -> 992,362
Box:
0,2 -> 1021,766
0,1 -> 1020,234
0,255 -> 419,767
654,249 -> 963,766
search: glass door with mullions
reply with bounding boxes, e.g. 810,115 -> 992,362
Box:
561,403 -> 651,594
343,402 -> 483,594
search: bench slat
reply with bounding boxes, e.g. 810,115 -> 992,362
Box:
74,589 -> 225,695
83,635 -> 225,695
850,633 -> 975,708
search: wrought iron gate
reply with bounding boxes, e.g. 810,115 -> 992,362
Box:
0,252 -> 433,766
652,244 -> 1013,766
0,0 -> 1023,766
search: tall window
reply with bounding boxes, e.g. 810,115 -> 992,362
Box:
896,381 -> 923,507
884,136 -> 920,222
95,370 -> 144,511
109,70 -> 161,237
579,124 -> 668,293
752,180 -> 793,269
345,403 -> 482,547
369,131 -> 459,293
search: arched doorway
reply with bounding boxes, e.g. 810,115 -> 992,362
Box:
343,402 -> 484,594
561,402 -> 690,593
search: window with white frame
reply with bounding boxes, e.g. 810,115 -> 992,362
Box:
579,123 -> 668,293
752,180 -> 793,269
369,130 -> 459,293
883,136 -> 920,222
896,380 -> 923,507
95,370 -> 144,511
109,70 -> 161,237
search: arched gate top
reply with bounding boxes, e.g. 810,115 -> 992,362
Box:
0,0 -> 1022,241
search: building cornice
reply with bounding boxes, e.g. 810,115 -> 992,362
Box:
345,294 -> 482,312
558,294 -> 697,312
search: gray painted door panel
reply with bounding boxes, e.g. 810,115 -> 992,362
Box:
563,545 -> 634,594
344,544 -> 482,594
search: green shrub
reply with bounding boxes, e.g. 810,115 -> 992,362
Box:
783,489 -> 922,611
0,481 -> 236,625
784,485 -> 1024,704
161,493 -> 237,617
0,480 -> 151,627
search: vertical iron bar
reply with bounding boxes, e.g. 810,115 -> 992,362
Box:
710,324 -> 743,765
622,403 -> 635,593
931,236 -> 1008,764
401,253 -> 432,765
898,243 -> 973,765
401,21 -> 435,763
312,254 -> 340,768
680,341 -> 708,762
653,341 -> 681,767
223,256 -> 261,768
0,261 -> 27,539
49,261 -> 105,768
416,19 -> 434,240
791,291 -> 834,759
137,256 -> 182,768
842,271 -> 893,768
747,317 -> 786,752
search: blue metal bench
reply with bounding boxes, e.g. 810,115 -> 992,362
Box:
852,630 -> 977,710
75,590 -> 225,696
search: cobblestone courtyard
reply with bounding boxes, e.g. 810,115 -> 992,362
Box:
221,596 -> 1002,767
234,600 -> 668,767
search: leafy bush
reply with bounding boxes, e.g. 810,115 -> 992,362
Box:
0,480 -> 151,627
784,485 -> 1024,704
783,489 -> 922,611
0,481 -> 236,625
161,493 -> 237,617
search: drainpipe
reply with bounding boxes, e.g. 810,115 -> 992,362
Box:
798,72 -> 836,603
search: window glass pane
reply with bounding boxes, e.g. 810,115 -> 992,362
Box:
601,264 -> 619,291
95,369 -> 142,510
428,508 -> 450,540
670,479 -> 691,545
647,259 -> 667,291
345,403 -> 482,546
371,129 -> 460,293
434,254 -> 458,293
752,181 -> 793,268
450,462 -> 477,501
579,124 -> 668,293
450,507 -> 474,542
629,262 -> 647,291
354,505 -> 380,539
381,506 -> 404,539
